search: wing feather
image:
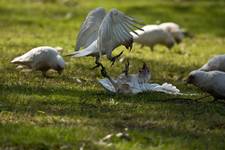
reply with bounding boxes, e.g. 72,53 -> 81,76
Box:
75,7 -> 106,51
97,9 -> 143,57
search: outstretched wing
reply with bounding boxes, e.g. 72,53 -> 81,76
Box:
75,7 -> 106,51
97,9 -> 143,57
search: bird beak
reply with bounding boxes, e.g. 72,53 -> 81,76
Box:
186,77 -> 192,84
175,39 -> 181,44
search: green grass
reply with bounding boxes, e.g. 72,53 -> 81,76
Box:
1,0 -> 225,149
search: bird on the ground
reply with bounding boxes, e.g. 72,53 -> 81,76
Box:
130,25 -> 175,51
199,54 -> 225,72
100,61 -> 151,94
99,62 -> 180,95
11,46 -> 65,77
66,7 -> 143,69
159,22 -> 185,44
187,70 -> 225,100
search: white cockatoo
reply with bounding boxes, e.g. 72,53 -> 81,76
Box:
159,22 -> 184,44
187,70 -> 225,100
67,7 -> 143,69
130,25 -> 175,51
199,54 -> 225,72
11,46 -> 65,77
99,62 -> 180,95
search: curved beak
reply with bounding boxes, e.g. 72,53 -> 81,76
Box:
186,77 -> 192,84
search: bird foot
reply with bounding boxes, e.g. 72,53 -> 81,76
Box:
122,59 -> 130,76
100,66 -> 109,78
111,51 -> 124,66
91,62 -> 104,70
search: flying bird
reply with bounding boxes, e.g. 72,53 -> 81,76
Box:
130,25 -> 175,51
67,7 -> 143,69
199,54 -> 225,72
187,70 -> 225,100
11,46 -> 65,77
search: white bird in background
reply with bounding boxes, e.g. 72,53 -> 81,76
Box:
187,70 -> 225,100
159,22 -> 184,44
11,46 -> 65,77
67,7 -> 143,69
199,54 -> 225,72
130,25 -> 175,51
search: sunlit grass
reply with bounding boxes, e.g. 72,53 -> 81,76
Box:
0,0 -> 225,149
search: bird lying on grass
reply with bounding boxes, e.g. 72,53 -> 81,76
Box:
100,61 -> 150,94
99,62 -> 180,95
199,54 -> 225,72
66,7 -> 143,70
130,25 -> 175,51
11,46 -> 65,77
187,70 -> 225,101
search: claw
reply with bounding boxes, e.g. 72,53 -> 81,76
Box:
100,66 -> 109,78
91,62 -> 104,70
91,63 -> 101,70
111,51 -> 124,66
122,59 -> 130,76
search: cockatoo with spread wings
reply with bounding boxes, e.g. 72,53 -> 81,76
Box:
67,7 -> 143,69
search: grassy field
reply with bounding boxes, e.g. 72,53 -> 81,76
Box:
0,0 -> 225,149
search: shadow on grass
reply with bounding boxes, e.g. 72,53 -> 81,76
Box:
1,82 -> 224,116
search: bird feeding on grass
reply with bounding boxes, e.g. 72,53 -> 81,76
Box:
130,25 -> 175,51
11,46 -> 65,77
187,70 -> 225,101
159,22 -> 184,44
66,7 -> 143,70
199,54 -> 225,72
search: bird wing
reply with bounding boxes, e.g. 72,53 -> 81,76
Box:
75,7 -> 106,51
11,48 -> 37,64
97,9 -> 143,57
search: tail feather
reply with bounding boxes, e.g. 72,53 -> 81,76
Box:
11,57 -> 22,64
65,49 -> 93,57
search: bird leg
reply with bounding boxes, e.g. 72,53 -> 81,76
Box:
122,59 -> 130,76
92,61 -> 104,70
91,56 -> 104,70
100,65 -> 109,78
100,65 -> 118,92
150,46 -> 154,52
111,51 -> 124,66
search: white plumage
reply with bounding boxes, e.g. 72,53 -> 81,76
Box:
11,46 -> 65,77
199,54 -> 225,72
159,22 -> 184,44
131,25 -> 175,51
187,70 -> 225,100
68,7 -> 143,67
99,63 -> 180,95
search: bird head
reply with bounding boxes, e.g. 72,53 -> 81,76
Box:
56,55 -> 65,75
174,32 -> 184,44
138,63 -> 150,83
166,35 -> 175,50
186,70 -> 206,85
